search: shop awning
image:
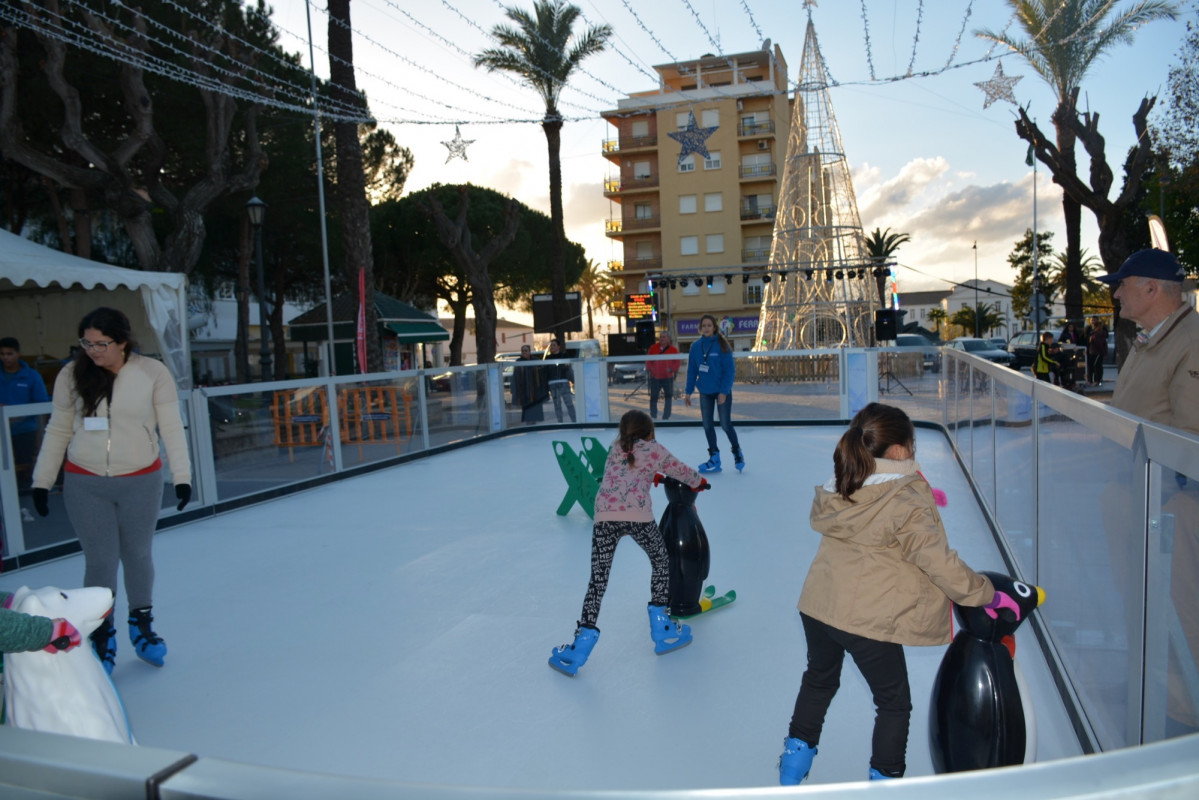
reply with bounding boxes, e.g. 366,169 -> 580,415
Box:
386,320 -> 450,342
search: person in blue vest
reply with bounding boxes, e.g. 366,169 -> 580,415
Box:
684,315 -> 744,472
0,336 -> 50,489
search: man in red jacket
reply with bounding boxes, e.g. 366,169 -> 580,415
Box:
646,330 -> 681,420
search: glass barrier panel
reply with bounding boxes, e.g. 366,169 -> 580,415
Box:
506,361 -> 554,428
2,407 -> 84,554
1038,410 -> 1140,751
426,367 -> 490,447
878,350 -> 944,424
995,380 -> 1037,577
208,387 -> 333,503
159,401 -> 196,510
1144,462 -> 1199,744
969,374 -> 997,511
335,376 -> 425,467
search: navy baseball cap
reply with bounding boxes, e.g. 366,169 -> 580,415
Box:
1097,249 -> 1186,284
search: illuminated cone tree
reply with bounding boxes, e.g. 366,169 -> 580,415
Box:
755,12 -> 878,350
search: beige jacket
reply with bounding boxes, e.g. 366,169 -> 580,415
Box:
1111,303 -> 1199,436
798,458 -> 994,646
32,354 -> 191,488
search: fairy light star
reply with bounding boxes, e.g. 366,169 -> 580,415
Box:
441,125 -> 475,163
667,112 -> 718,167
974,62 -> 1023,110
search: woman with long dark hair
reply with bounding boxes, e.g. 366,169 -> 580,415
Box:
684,314 -> 744,472
31,307 -> 191,674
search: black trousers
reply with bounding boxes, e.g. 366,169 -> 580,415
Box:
788,613 -> 911,777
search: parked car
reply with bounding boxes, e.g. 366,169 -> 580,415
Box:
1006,331 -> 1039,370
609,362 -> 646,383
987,337 -> 1008,350
893,333 -> 941,372
946,337 -> 1015,367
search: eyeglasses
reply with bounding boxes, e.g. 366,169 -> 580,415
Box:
78,338 -> 116,352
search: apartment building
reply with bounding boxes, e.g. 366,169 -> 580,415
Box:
601,44 -> 793,350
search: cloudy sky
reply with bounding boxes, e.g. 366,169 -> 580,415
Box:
271,0 -> 1192,302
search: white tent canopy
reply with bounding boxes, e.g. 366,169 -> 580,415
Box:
0,229 -> 191,390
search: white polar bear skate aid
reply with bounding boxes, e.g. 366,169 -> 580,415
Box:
4,586 -> 135,744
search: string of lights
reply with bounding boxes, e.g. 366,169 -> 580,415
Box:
943,0 -> 976,69
322,10 -> 548,124
369,0 -> 603,114
677,0 -> 721,54
905,0 -> 925,78
858,0 -> 876,81
740,0 -> 764,44
0,4 -> 369,124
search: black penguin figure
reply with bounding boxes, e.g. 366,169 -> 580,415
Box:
929,571 -> 1046,773
657,476 -> 710,616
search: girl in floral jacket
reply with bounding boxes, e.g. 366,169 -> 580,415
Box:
549,410 -> 707,676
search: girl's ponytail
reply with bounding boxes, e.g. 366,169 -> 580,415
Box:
617,409 -> 655,467
832,403 -> 915,501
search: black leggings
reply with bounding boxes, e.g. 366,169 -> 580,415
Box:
789,613 -> 912,777
579,520 -> 670,628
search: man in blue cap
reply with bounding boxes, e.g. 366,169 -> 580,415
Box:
1098,247 -> 1199,738
1098,248 -> 1198,433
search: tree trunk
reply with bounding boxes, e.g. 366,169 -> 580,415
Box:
1052,95 -> 1083,326
423,187 -> 521,365
543,116 -> 568,344
328,0 -> 382,374
69,187 -> 91,259
447,293 -> 470,366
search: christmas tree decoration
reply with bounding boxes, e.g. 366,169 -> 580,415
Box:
755,9 -> 877,351
667,112 -> 718,168
441,125 -> 475,163
974,61 -> 1022,110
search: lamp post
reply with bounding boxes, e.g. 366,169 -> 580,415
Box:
972,241 -> 980,338
245,196 -> 271,382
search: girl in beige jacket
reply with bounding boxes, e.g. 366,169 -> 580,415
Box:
778,403 -> 1019,785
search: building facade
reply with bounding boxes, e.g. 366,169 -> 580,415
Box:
601,45 -> 792,351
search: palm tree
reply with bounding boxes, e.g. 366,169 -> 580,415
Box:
475,1 -> 611,345
926,307 -> 948,340
977,0 -> 1179,325
950,303 -> 1006,338
864,227 -> 911,307
573,260 -> 622,340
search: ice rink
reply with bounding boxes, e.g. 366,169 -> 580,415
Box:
0,425 -> 1081,790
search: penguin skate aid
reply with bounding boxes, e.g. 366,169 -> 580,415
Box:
549,410 -> 709,676
777,403 -> 1037,784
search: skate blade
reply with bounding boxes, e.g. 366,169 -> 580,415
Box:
654,637 -> 693,655
547,656 -> 579,676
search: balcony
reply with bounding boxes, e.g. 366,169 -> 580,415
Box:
741,247 -> 769,262
738,119 -> 775,137
601,134 -> 658,156
603,175 -> 659,196
607,260 -> 623,272
624,256 -> 662,273
740,203 -> 776,221
739,163 -> 778,180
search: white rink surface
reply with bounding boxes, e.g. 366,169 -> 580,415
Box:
0,426 -> 1081,790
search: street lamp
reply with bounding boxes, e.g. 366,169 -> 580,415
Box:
972,241 -> 980,338
245,196 -> 271,382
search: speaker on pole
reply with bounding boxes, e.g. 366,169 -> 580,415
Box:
634,321 -> 656,352
874,309 -> 897,342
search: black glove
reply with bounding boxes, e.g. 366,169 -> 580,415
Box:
32,487 -> 49,517
175,483 -> 192,511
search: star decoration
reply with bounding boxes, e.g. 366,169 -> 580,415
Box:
441,125 -> 475,163
667,112 -> 718,168
974,62 -> 1022,110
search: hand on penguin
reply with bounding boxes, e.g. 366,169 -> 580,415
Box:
984,590 -> 1022,622
691,477 -> 710,492
44,618 -> 82,653
653,472 -> 664,487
